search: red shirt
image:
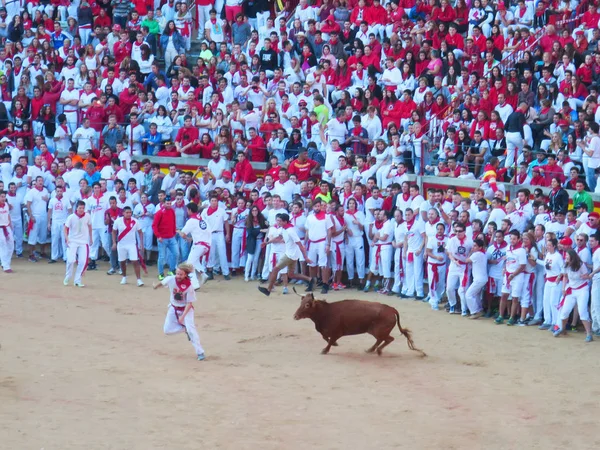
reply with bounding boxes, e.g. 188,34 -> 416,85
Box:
247,135 -> 266,162
152,207 -> 176,239
234,158 -> 257,184
288,158 -> 319,182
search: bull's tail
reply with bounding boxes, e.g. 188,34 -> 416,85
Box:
395,309 -> 427,357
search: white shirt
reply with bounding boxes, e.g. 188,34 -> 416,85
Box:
344,210 -> 365,240
331,167 -> 353,189
85,195 -> 109,229
283,225 -> 303,260
181,215 -> 213,244
207,158 -> 229,180
161,275 -> 196,308
505,245 -> 526,273
273,179 -> 296,204
133,202 -> 156,228
201,207 -> 228,232
72,126 -> 96,154
113,217 -> 140,246
487,241 -> 508,279
400,219 -> 425,252
305,212 -> 333,242
364,196 -> 383,224
470,251 -> 488,282
65,212 -> 92,245
60,87 -> 80,112
24,187 -> 49,216
447,235 -> 474,272
0,202 -> 9,227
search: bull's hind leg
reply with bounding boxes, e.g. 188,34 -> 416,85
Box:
376,335 -> 395,356
365,340 -> 382,353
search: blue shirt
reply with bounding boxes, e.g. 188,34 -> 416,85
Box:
84,171 -> 101,185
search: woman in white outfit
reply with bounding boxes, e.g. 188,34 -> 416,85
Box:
554,249 -> 593,342
153,263 -> 206,360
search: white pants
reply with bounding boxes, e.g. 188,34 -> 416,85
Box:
591,279 -> 600,334
196,4 -> 213,38
64,111 -> 78,134
11,219 -> 23,255
558,286 -> 590,322
117,243 -> 139,262
392,247 -> 404,294
163,305 -> 204,356
51,221 -> 66,261
188,242 -> 209,289
245,238 -> 263,279
307,240 -> 327,268
427,262 -> 446,307
79,26 -> 92,45
466,279 -> 486,314
369,243 -> 392,278
330,241 -> 345,272
65,243 -> 89,284
261,243 -> 272,279
542,280 -> 562,327
376,164 -> 394,190
0,227 -> 14,270
208,231 -> 229,276
345,237 -> 366,280
447,268 -> 468,310
141,225 -> 153,251
28,214 -> 48,246
402,251 -> 424,297
533,266 -> 545,320
504,132 -> 523,169
90,227 -> 107,261
164,47 -> 179,69
231,228 -> 247,270
520,272 -> 535,308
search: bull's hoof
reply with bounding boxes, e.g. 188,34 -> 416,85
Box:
332,342 -> 338,346
321,348 -> 329,354
376,349 -> 383,356
365,348 -> 375,353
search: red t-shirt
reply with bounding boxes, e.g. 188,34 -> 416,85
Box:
288,159 -> 318,182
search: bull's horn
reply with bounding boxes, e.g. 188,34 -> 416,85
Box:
292,287 -> 302,297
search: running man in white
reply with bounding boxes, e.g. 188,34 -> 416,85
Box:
153,263 -> 206,361
179,202 -> 211,290
465,238 -> 488,319
0,190 -> 14,273
47,185 -> 71,263
64,200 -> 92,287
112,206 -> 145,286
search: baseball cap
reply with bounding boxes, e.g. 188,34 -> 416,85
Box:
558,119 -> 569,127
113,24 -> 121,31
0,137 -> 11,143
575,202 -> 587,209
559,237 -> 573,247
222,170 -> 232,179
590,212 -> 600,219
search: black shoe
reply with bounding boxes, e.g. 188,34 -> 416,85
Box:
101,255 -> 110,262
260,278 -> 268,284
316,279 -> 324,287
206,272 -> 214,280
258,286 -> 270,297
88,262 -> 97,270
321,284 -> 329,294
231,270 -> 237,276
224,274 -> 231,280
48,259 -> 56,264
306,277 -> 316,292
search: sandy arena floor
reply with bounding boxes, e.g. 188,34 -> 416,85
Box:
1,260 -> 599,450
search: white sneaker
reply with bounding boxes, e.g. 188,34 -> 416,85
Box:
245,276 -> 249,282
199,272 -> 209,287
120,277 -> 127,285
74,281 -> 85,287
137,279 -> 144,287
63,277 -> 69,286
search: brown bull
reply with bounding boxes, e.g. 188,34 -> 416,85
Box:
293,289 -> 427,357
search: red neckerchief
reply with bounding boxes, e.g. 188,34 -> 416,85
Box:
283,223 -> 293,229
336,214 -> 345,227
352,125 -> 363,136
494,241 -> 508,250
7,192 -> 15,197
401,192 -> 410,202
175,276 -> 191,293
76,211 -> 86,218
586,221 -> 598,229
428,218 -> 440,226
510,242 -> 522,252
405,217 -> 415,230
436,233 -> 445,244
374,220 -> 384,230
315,211 -> 326,220
93,193 -> 102,205
206,206 -> 218,216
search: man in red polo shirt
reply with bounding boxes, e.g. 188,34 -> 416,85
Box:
234,151 -> 257,191
288,148 -> 320,182
246,127 -> 266,162
175,115 -> 201,156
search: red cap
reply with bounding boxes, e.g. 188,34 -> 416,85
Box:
558,119 -> 569,127
497,3 -> 506,10
222,170 -> 232,179
113,24 -> 121,31
559,237 -> 573,247
575,30 -> 584,36
589,212 -> 600,219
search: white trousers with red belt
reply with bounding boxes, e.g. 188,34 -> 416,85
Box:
466,279 -> 486,314
231,227 -> 247,270
65,243 -> 89,284
542,280 -> 562,327
427,261 -> 446,307
163,305 -> 204,356
208,231 -> 229,276
447,266 -> 468,312
0,226 -> 14,270
187,242 -> 209,289
402,250 -> 424,297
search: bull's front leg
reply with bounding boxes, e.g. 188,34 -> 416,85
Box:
321,337 -> 339,354
321,334 -> 338,346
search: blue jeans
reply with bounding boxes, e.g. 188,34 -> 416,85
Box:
175,234 -> 190,263
157,237 -> 177,276
587,167 -> 597,193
